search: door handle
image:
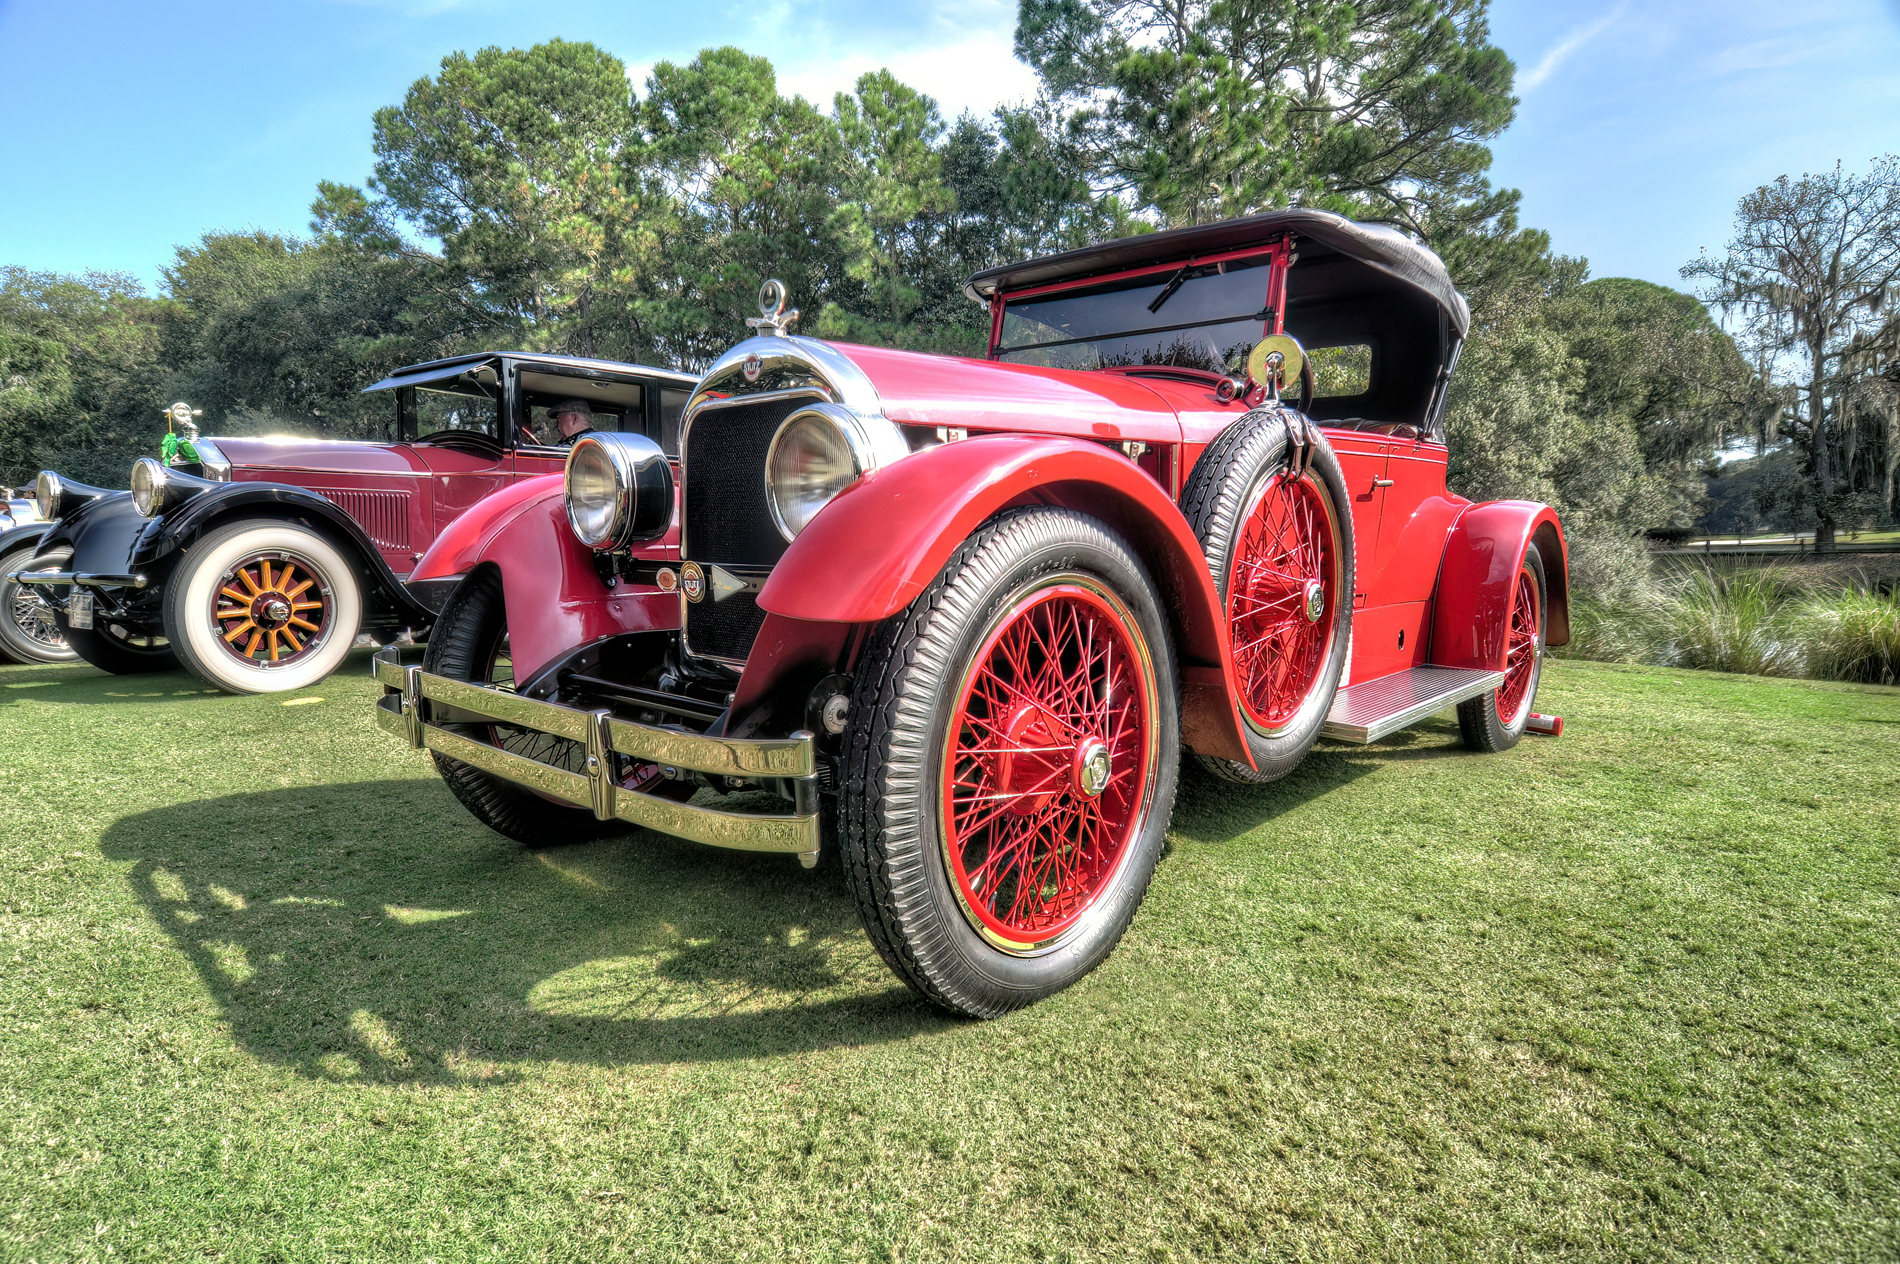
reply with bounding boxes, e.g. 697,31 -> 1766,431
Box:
1373,478 -> 1395,487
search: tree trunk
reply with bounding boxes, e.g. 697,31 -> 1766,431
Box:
1810,348 -> 1836,550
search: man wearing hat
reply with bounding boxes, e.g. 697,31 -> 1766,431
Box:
549,398 -> 595,445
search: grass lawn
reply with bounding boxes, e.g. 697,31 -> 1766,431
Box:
2,654 -> 1897,1261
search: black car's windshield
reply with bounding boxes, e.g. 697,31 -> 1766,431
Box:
997,255 -> 1274,373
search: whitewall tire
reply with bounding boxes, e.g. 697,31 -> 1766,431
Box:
163,520 -> 362,694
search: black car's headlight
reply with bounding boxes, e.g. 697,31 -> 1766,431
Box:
564,433 -> 673,550
764,404 -> 908,541
129,458 -> 219,518
34,470 -> 111,521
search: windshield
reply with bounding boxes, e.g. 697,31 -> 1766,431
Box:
997,255 -> 1275,373
404,382 -> 499,440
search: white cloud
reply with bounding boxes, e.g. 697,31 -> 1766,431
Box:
775,26 -> 1039,119
1519,1 -> 1631,91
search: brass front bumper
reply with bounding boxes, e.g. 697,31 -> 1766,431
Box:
371,647 -> 820,867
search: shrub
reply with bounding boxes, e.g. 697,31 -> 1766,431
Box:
1653,563 -> 1802,677
1798,585 -> 1900,685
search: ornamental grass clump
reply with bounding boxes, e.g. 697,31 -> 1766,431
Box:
1798,584 -> 1900,685
1655,563 -> 1802,677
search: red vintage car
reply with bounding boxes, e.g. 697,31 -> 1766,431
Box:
7,355 -> 696,690
373,210 -> 1569,1017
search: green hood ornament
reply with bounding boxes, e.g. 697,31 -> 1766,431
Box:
161,402 -> 203,466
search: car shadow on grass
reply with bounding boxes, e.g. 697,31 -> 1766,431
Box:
98,778 -> 949,1085
1169,720 -> 1468,843
0,660 -> 221,701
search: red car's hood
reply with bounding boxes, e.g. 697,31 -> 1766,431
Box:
831,343 -> 1217,444
208,436 -> 430,476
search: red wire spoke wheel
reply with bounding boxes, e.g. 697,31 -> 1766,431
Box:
1494,566 -> 1542,727
840,508 -> 1180,1019
1226,471 -> 1340,735
1458,541 -> 1548,753
211,552 -> 332,667
940,580 -> 1155,953
1178,409 -> 1353,783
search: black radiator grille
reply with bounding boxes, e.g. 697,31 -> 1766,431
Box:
687,587 -> 766,664
681,395 -> 807,663
683,397 -> 803,566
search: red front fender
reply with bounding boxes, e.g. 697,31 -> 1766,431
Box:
410,474 -> 566,583
755,435 -> 1253,765
1428,500 -> 1570,672
416,477 -> 677,682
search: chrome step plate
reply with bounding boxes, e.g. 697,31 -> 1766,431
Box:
1321,666 -> 1505,744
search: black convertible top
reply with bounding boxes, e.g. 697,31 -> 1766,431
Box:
966,208 -> 1469,339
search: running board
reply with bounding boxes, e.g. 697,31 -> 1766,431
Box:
1321,666 -> 1505,744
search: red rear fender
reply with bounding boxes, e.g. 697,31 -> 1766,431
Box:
755,434 -> 1253,765
1428,501 -> 1570,671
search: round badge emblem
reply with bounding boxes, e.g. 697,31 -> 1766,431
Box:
655,567 -> 678,593
680,561 -> 705,603
741,353 -> 763,384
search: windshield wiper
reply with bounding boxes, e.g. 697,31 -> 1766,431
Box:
1146,266 -> 1190,314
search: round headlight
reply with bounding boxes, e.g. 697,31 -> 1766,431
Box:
564,433 -> 673,550
130,458 -> 168,517
764,406 -> 874,541
34,471 -> 62,522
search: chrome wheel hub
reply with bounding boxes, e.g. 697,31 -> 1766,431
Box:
1303,579 -> 1326,623
1074,738 -> 1112,799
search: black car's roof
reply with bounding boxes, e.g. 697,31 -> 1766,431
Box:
364,351 -> 698,394
966,208 -> 1469,339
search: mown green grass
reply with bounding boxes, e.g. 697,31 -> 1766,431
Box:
2,654 -> 1897,1261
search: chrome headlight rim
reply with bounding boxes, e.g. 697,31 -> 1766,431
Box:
130,458 -> 169,518
763,403 -> 907,543
563,432 -> 673,551
34,471 -> 62,522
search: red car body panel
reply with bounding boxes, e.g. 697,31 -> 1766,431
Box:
464,490 -> 678,683
756,433 -> 1255,765
833,344 -> 1189,445
1428,502 -> 1571,673
409,473 -> 569,581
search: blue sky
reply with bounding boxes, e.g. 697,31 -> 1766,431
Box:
2,0 -> 1897,295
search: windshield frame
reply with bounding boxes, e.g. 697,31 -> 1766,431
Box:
986,240 -> 1290,369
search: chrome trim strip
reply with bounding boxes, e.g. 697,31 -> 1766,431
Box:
417,670 -> 593,742
370,652 -> 820,863
9,570 -> 149,590
585,709 -> 617,821
603,715 -> 813,778
403,665 -> 425,748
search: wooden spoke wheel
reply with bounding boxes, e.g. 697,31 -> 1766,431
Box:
211,552 -> 333,668
1459,542 -> 1548,753
840,507 -> 1179,1019
1179,408 -> 1353,783
164,521 -> 361,693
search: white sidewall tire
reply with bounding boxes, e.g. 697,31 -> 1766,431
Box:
167,522 -> 362,694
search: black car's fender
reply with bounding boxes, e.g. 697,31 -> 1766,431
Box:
123,482 -> 434,630
41,492 -> 152,577
0,521 -> 55,564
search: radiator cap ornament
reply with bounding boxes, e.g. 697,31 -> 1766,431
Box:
745,278 -> 799,338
